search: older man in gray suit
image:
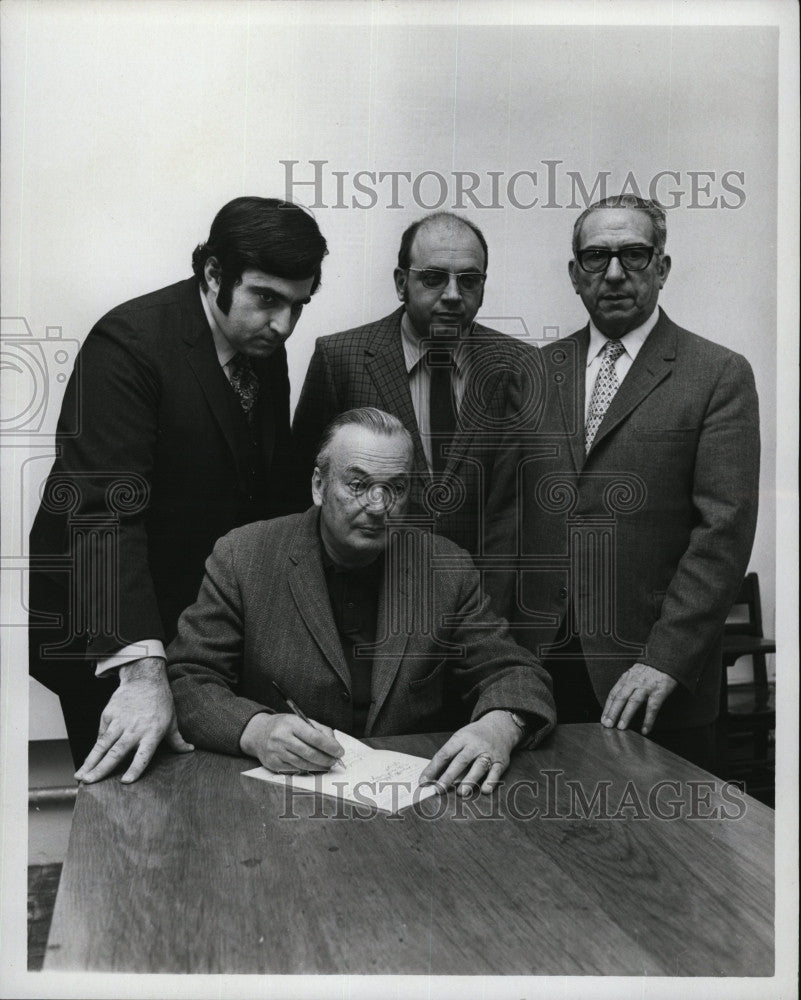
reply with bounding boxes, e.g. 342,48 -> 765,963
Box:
168,408 -> 555,795
486,196 -> 760,770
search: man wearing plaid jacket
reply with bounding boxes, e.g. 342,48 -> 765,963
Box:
293,212 -> 543,556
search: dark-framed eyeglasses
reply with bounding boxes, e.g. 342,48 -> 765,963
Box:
406,268 -> 487,292
575,245 -> 656,274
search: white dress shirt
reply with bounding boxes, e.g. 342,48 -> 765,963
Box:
400,311 -> 469,473
584,308 -> 660,423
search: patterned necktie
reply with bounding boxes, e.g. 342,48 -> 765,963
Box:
427,349 -> 457,475
585,339 -> 626,454
228,353 -> 259,420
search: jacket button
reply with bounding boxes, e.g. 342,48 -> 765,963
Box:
558,587 -> 568,599
340,690 -> 349,702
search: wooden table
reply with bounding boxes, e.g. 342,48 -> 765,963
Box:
44,724 -> 774,975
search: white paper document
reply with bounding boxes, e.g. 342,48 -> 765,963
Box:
242,730 -> 441,814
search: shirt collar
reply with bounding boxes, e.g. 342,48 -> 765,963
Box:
400,310 -> 470,375
199,286 -> 238,369
586,307 -> 660,368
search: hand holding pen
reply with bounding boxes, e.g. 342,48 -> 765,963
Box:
238,680 -> 345,774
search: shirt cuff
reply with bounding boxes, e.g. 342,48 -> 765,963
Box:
95,640 -> 166,676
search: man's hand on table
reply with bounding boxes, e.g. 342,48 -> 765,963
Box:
75,656 -> 193,784
601,662 -> 678,735
240,712 -> 344,773
419,709 -> 522,796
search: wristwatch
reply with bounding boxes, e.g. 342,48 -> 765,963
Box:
508,710 -> 531,740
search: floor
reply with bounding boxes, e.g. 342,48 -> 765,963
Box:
27,864 -> 63,971
28,739 -> 76,971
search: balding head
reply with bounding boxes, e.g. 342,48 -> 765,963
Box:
398,212 -> 488,273
394,212 -> 488,339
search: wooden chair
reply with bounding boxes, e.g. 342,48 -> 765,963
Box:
717,573 -> 776,805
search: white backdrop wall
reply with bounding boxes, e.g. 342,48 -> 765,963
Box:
1,3 -> 778,737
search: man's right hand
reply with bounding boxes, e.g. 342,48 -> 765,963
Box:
240,713 -> 344,773
75,656 -> 193,784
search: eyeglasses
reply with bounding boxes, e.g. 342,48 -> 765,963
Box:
406,268 -> 487,292
575,245 -> 656,274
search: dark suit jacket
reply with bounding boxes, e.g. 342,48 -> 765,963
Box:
29,278 -> 305,672
292,307 -> 544,554
167,507 -> 556,753
485,309 -> 760,730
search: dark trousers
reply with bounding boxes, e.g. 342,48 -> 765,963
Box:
29,574 -> 119,769
544,635 -> 717,775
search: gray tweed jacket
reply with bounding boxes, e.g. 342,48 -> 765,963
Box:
484,309 -> 760,729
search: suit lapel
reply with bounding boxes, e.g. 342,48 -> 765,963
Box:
364,528 -> 412,734
552,329 -> 588,474
587,310 -> 676,457
182,287 -> 248,481
446,325 -> 504,474
286,510 -> 351,690
364,310 -> 429,476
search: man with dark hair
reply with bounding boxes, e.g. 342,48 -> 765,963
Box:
168,408 -> 556,794
486,195 -> 760,770
29,197 -> 328,783
292,211 -> 542,555
191,195 -> 326,305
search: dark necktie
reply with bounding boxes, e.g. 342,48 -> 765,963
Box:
585,339 -> 625,454
228,353 -> 259,421
427,349 -> 457,475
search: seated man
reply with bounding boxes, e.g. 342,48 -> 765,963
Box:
168,408 -> 556,795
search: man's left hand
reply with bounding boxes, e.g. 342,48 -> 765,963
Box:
418,710 -> 521,796
601,662 -> 678,735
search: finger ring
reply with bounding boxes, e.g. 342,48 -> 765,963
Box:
477,753 -> 493,769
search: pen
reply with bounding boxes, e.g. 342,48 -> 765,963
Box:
270,679 -> 312,724
270,679 -> 345,771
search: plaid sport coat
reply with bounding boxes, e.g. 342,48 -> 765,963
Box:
293,307 -> 544,555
